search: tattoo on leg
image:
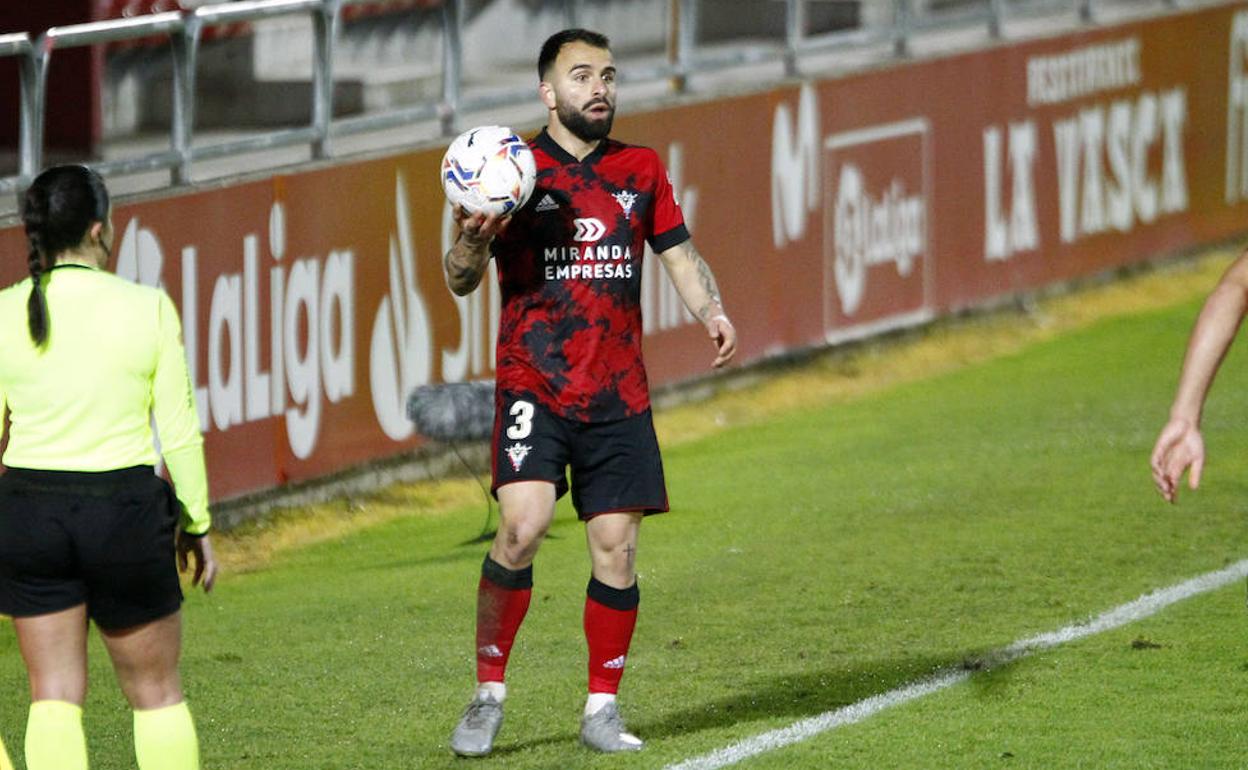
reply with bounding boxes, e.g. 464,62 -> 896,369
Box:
624,544 -> 636,572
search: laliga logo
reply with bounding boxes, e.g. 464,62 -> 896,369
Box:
832,163 -> 925,316
369,172 -> 433,441
115,218 -> 165,289
115,205 -> 357,461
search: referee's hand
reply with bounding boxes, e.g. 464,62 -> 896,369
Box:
176,531 -> 218,593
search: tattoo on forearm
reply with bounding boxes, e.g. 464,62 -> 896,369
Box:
445,236 -> 489,292
684,244 -> 723,322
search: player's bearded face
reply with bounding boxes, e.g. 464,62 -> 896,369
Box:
556,92 -> 614,142
548,42 -> 617,143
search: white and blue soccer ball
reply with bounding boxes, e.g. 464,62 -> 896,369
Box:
440,125 -> 537,217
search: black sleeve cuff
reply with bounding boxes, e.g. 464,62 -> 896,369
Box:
648,224 -> 690,254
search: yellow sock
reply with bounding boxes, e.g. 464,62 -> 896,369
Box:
25,700 -> 87,770
134,702 -> 199,770
0,732 -> 14,770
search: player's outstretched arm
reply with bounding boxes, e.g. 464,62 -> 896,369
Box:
657,240 -> 737,368
1150,248 -> 1248,502
444,208 -> 509,296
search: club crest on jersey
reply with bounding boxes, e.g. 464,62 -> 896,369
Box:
506,443 -> 532,471
613,190 -> 637,216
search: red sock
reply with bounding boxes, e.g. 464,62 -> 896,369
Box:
475,556 -> 533,683
584,577 -> 640,694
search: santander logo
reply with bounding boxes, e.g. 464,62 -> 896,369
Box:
369,172 -> 433,441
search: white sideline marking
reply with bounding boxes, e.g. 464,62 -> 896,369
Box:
665,558 -> 1248,770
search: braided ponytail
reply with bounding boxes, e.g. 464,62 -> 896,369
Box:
20,165 -> 109,349
22,187 -> 50,347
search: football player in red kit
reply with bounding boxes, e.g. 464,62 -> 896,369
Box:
443,28 -> 736,756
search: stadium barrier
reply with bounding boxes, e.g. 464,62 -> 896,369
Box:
0,1 -> 1242,510
0,0 -> 1135,196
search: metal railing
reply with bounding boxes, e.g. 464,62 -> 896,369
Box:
0,32 -> 37,191
0,0 -> 1186,195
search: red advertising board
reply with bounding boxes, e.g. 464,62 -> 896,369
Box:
1,2 -> 1246,503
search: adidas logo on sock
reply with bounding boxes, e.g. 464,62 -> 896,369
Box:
478,644 -> 504,658
535,194 -> 559,212
602,655 -> 627,670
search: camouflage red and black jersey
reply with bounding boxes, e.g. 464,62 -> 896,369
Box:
490,129 -> 689,423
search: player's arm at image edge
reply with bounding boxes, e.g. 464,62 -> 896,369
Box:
656,238 -> 727,324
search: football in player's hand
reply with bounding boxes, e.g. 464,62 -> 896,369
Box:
441,126 -> 537,217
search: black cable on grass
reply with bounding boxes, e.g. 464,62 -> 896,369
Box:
451,440 -> 496,542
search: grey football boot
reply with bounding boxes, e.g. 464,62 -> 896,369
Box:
580,702 -> 644,753
450,693 -> 504,757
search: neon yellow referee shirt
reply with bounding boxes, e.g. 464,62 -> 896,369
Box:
0,264 -> 211,534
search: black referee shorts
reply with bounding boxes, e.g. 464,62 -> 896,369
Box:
0,466 -> 184,630
491,392 -> 670,519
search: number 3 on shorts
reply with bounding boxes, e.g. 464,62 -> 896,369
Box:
506,400 -> 535,439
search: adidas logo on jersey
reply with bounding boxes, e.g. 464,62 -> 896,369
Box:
535,194 -> 560,212
602,655 -> 627,670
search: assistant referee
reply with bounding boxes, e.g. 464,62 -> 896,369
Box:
0,165 -> 216,770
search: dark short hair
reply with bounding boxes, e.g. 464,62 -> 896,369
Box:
538,29 -> 611,80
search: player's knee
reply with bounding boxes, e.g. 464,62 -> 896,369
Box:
591,542 -> 637,579
119,676 -> 183,711
30,678 -> 87,705
497,521 -> 548,564
590,533 -> 635,560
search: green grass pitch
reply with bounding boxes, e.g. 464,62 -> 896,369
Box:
4,288 -> 1248,768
